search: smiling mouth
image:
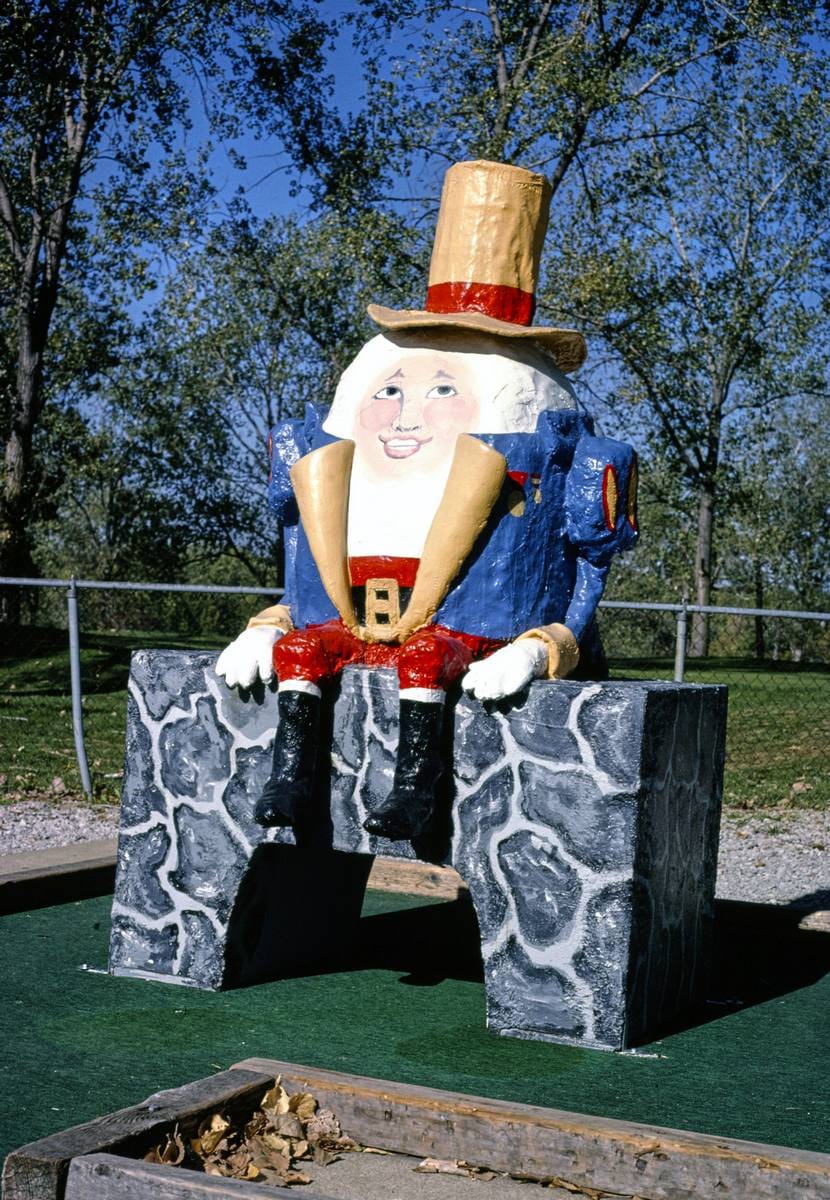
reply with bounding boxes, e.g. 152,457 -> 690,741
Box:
381,436 -> 431,459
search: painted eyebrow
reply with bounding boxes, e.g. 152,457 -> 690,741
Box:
432,369 -> 454,380
384,369 -> 404,381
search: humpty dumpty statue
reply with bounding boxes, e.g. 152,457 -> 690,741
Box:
217,160 -> 638,840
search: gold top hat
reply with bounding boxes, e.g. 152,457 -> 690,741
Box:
368,160 -> 586,374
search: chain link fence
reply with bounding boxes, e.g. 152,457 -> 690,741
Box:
1,577 -> 828,810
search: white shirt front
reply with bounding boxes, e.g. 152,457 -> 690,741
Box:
346,455 -> 452,558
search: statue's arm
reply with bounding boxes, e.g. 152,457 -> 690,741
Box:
463,435 -> 638,699
521,435 -> 639,678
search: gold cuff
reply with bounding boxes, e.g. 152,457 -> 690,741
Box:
246,604 -> 294,634
517,623 -> 580,679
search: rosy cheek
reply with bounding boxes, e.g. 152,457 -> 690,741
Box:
423,395 -> 478,434
359,397 -> 399,432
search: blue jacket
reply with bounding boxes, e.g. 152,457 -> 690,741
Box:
267,404 -> 637,649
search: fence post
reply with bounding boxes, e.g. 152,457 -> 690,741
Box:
674,597 -> 688,683
67,576 -> 93,798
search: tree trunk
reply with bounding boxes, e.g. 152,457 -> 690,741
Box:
690,481 -> 716,657
0,422 -> 37,625
0,313 -> 42,625
753,560 -> 765,660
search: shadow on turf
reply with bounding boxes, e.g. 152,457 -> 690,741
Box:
7,842 -> 826,1047
352,893 -> 830,1043
684,896 -> 830,1035
224,845 -> 830,1043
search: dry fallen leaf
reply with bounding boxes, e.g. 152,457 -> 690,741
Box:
223,1148 -> 260,1180
272,1111 -> 305,1139
543,1178 -> 611,1199
312,1145 -> 341,1167
261,1079 -> 291,1117
283,1169 -> 313,1186
260,1132 -> 293,1156
415,1158 -> 479,1178
142,1078 -> 357,1186
196,1113 -> 231,1156
459,1160 -> 496,1181
264,1151 -> 292,1176
306,1107 -> 341,1140
244,1111 -> 266,1140
144,1125 -> 185,1166
288,1091 -> 317,1122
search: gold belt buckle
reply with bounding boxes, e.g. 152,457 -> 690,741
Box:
364,577 -> 400,636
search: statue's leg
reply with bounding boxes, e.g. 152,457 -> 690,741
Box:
256,621 -> 360,827
363,695 -> 446,839
363,627 -> 502,840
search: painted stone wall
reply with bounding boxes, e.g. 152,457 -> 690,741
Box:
110,649 -> 726,1050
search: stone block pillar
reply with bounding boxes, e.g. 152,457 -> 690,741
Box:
109,650 -> 726,1050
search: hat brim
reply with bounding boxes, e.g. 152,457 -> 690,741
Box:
367,303 -> 587,374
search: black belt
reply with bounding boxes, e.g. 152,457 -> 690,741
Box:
352,577 -> 412,635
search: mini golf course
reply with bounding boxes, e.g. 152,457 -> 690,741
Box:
2,883 -> 828,1173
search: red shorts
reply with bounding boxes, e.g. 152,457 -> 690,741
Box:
273,620 -> 506,691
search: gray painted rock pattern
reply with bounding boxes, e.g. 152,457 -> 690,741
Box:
110,650 -> 726,1049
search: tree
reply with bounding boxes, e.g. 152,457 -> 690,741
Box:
268,0 -> 805,212
719,400 -> 830,656
549,43 -> 830,653
38,208 -> 425,585
0,0 -> 335,616
12,0 -> 827,632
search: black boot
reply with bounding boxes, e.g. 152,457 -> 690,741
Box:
363,699 -> 445,840
254,690 -> 321,827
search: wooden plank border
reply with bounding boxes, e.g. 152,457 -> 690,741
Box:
0,838 -> 117,914
235,1057 -> 830,1200
0,842 -> 464,915
1,1068 -> 275,1200
6,1058 -> 830,1200
64,1153 -> 338,1200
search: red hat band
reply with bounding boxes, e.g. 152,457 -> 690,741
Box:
425,281 -> 535,326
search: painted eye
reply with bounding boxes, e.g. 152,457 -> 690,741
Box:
426,384 -> 457,399
373,386 -> 403,401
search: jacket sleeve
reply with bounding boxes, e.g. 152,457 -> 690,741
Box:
562,435 -> 639,640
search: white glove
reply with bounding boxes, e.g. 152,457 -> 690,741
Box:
462,639 -> 548,701
215,626 -> 283,688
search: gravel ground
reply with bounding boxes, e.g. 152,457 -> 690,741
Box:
0,798 -> 827,909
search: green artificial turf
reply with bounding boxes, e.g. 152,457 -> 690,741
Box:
1,627 -> 828,809
1,891 -> 828,1165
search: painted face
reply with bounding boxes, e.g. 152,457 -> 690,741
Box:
355,354 -> 479,475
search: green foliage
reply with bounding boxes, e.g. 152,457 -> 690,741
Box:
546,43 -> 830,638
0,0 -> 341,586
34,208 -> 426,585
718,398 -> 830,615
273,0 -> 816,206
3,0 -> 829,642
